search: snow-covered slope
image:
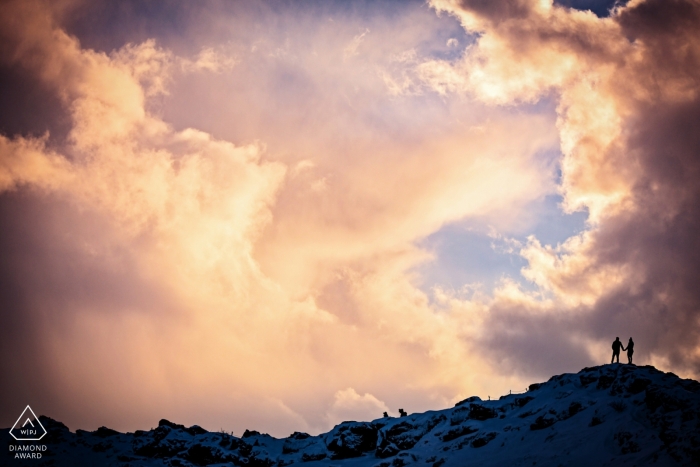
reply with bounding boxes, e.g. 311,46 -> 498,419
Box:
3,364 -> 700,466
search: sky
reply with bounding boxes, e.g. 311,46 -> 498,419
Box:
0,0 -> 699,437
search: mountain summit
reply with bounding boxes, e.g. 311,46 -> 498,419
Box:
4,364 -> 700,466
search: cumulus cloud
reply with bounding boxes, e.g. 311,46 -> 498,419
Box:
0,0 -> 288,432
422,0 -> 700,376
0,0 -> 556,435
2,0 -> 698,439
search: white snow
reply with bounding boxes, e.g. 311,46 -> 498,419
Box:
4,364 -> 698,466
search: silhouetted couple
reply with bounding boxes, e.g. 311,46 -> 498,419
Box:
611,337 -> 634,364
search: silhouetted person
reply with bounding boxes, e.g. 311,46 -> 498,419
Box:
626,337 -> 634,364
611,337 -> 624,363
383,411 -> 388,418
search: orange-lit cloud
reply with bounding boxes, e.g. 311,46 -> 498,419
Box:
422,0 -> 700,377
1,0 -> 699,438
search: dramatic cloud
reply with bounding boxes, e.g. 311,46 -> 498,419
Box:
424,0 -> 700,375
0,0 -> 698,438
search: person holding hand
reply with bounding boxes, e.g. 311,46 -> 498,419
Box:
626,337 -> 634,364
611,337 -> 624,363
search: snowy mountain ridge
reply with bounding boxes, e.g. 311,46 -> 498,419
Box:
4,364 -> 700,466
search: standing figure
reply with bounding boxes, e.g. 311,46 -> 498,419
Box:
626,337 -> 634,364
611,337 -> 625,363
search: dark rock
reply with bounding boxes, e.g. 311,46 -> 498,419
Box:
471,432 -> 497,448
168,459 -> 196,467
282,444 -> 299,454
38,416 -> 70,444
514,396 -> 534,408
580,374 -> 598,386
159,419 -> 186,431
217,433 -> 231,447
132,425 -> 190,458
455,396 -> 482,407
560,401 -> 584,420
679,378 -> 700,393
93,426 -> 121,438
441,425 -> 478,442
153,425 -> 173,441
185,425 -> 207,436
228,437 -> 243,450
133,437 -> 189,458
528,383 -> 542,391
92,441 -> 111,452
597,375 -> 615,390
238,441 -> 253,457
242,429 -> 261,438
530,416 -> 556,430
628,378 -> 652,394
184,444 -> 233,466
449,407 -> 469,425
38,416 -> 69,432
469,404 -> 497,421
375,442 -> 401,458
380,415 -> 445,452
589,416 -> 603,427
518,408 -> 542,419
547,374 -> 566,384
645,386 -> 687,412
282,432 -> 316,454
301,452 -> 327,462
326,423 -> 378,459
246,453 -> 277,467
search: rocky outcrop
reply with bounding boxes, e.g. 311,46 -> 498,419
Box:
325,422 -> 380,459
5,365 -> 700,467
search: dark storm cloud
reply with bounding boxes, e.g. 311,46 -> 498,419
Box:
0,66 -> 70,143
584,96 -> 700,373
436,0 -> 700,378
478,304 -> 595,379
579,0 -> 700,373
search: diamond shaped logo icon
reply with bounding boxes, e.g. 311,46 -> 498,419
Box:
10,405 -> 47,441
